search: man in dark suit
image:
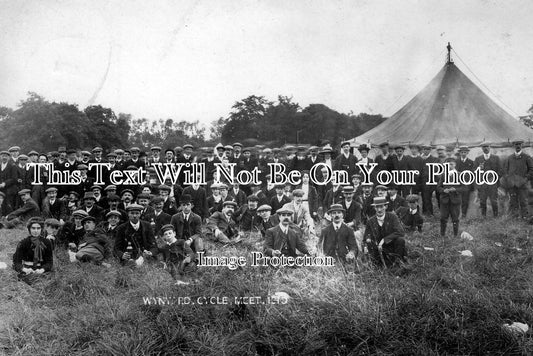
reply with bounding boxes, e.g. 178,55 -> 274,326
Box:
340,186 -> 362,230
81,192 -> 105,224
264,207 -> 309,257
391,145 -> 411,197
182,183 -> 208,220
474,143 -> 501,217
148,197 -> 172,237
147,146 -> 162,167
305,146 -> 322,171
374,142 -> 394,177
207,200 -> 241,244
0,150 -> 19,212
502,140 -> 533,219
257,204 -> 279,237
41,187 -> 68,224
334,141 -> 358,179
176,144 -> 195,186
125,147 -> 145,169
318,203 -> 357,264
456,146 -> 475,218
170,194 -> 204,253
386,185 -> 407,212
437,158 -> 466,237
270,184 -> 291,213
114,204 -> 158,262
364,196 -> 406,267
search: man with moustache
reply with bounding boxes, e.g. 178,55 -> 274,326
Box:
207,200 -> 242,244
502,140 -> 533,219
264,207 -> 310,258
318,204 -> 357,264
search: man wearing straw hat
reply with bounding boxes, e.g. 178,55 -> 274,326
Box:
363,196 -> 406,267
318,204 -> 357,264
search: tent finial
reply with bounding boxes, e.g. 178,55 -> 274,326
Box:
447,42 -> 453,64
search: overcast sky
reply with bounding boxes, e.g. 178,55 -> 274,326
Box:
1,0 -> 532,125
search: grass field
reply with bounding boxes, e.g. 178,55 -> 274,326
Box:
0,214 -> 532,355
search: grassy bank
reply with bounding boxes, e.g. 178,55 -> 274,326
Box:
0,215 -> 532,355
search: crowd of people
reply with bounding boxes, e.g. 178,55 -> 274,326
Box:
2,138 -> 531,283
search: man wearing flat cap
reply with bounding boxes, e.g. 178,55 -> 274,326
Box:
3,189 -> 40,228
158,224 -> 196,285
81,192 -> 105,224
374,142 -> 394,179
391,145 -> 411,197
456,146 -> 475,218
88,147 -> 107,180
0,150 -> 19,212
264,207 -> 310,258
176,144 -> 195,186
282,189 -> 315,237
395,194 -> 424,232
334,141 -> 358,179
148,146 -> 162,167
70,216 -> 110,264
114,204 -> 158,263
363,197 -> 406,267
318,204 -> 358,264
207,200 -> 241,244
234,194 -> 262,232
125,147 -> 145,169
474,143 -> 501,217
8,146 -> 20,164
437,158 -> 465,237
42,187 -> 68,224
257,204 -> 279,237
502,140 -> 533,219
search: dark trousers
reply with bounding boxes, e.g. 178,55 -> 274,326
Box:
440,202 -> 460,222
459,189 -> 472,217
508,187 -> 528,217
478,185 -> 498,217
367,237 -> 406,267
421,185 -> 435,215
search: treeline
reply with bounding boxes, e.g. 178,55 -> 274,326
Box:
0,92 -> 386,152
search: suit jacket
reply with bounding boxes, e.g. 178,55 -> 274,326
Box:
334,153 -> 358,178
114,220 -> 157,259
227,188 -> 247,207
207,211 -> 238,239
395,206 -> 424,232
8,198 -> 40,221
259,214 -> 280,237
474,154 -> 501,187
386,195 -> 407,212
502,153 -> 533,189
41,197 -> 68,221
340,199 -> 362,227
364,212 -> 405,245
456,157 -> 475,189
182,186 -> 208,219
437,173 -> 465,205
83,204 -> 105,224
374,154 -> 394,174
264,225 -> 309,257
323,188 -> 343,210
170,211 -> 202,239
12,236 -> 54,272
270,194 -> 292,214
0,162 -> 18,196
319,222 -> 357,261
234,205 -> 261,231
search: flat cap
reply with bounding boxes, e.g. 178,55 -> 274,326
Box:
160,224 -> 175,234
157,184 -> 171,191
83,192 -> 96,200
18,189 -> 31,195
44,218 -> 60,227
406,194 -> 419,203
45,187 -> 58,193
8,146 -> 20,152
276,207 -> 294,215
77,164 -> 88,170
121,189 -> 135,196
106,211 -> 122,218
126,203 -> 143,212
92,147 -> 103,152
222,200 -> 238,208
183,144 -> 194,150
247,194 -> 259,202
104,185 -> 117,191
72,210 -> 89,218
292,189 -> 304,197
81,216 -> 96,224
150,146 -> 162,151
328,203 -> 345,213
28,150 -> 39,156
257,204 -> 272,212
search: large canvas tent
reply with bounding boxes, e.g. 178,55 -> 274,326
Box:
352,49 -> 532,148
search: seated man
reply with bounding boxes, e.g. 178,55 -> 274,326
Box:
264,207 -> 309,257
159,224 -> 196,285
59,210 -> 88,247
70,215 -> 110,264
99,210 -> 121,249
170,194 -> 204,253
282,189 -> 315,237
234,195 -> 262,232
207,200 -> 241,244
257,204 -> 279,238
364,197 -> 407,267
318,204 -> 357,264
395,194 -> 424,232
12,217 -> 53,282
2,189 -> 40,228
114,204 -> 158,265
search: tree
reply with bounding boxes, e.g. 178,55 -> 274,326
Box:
221,95 -> 273,142
84,105 -> 130,150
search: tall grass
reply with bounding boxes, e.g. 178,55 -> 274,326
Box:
0,215 -> 532,355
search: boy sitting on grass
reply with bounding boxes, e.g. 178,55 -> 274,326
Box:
159,224 -> 196,285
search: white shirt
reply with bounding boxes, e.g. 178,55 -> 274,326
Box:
279,224 -> 288,234
483,153 -> 491,160
183,213 -> 190,221
410,208 -> 418,215
130,221 -> 140,230
377,215 -> 385,226
0,162 -> 6,170
332,222 -> 342,231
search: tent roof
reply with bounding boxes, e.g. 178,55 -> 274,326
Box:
352,62 -> 533,147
